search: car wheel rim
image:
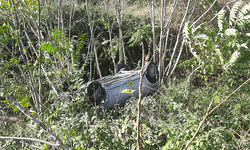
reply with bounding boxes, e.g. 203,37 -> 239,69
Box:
94,86 -> 102,99
148,64 -> 157,77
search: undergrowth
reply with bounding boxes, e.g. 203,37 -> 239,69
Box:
1,76 -> 250,149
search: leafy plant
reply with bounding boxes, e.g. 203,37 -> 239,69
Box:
183,1 -> 250,85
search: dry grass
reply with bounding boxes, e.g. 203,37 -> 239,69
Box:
124,4 -> 150,17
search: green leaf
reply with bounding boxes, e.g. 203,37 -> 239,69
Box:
13,107 -> 19,112
22,102 -> 30,108
21,96 -> 29,104
2,100 -> 9,103
14,89 -> 19,98
77,146 -> 82,150
69,129 -> 73,137
214,95 -> 220,104
42,146 -> 48,150
74,129 -> 78,137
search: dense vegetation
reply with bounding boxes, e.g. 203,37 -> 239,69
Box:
0,0 -> 250,149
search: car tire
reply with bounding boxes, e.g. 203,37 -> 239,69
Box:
145,62 -> 158,83
114,63 -> 127,74
86,81 -> 105,105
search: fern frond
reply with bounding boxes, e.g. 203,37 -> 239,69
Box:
229,1 -> 242,26
193,34 -> 209,41
224,28 -> 238,36
193,34 -> 209,46
193,22 -> 207,34
183,22 -> 191,40
237,15 -> 250,30
223,50 -> 240,70
218,10 -> 226,32
188,41 -> 201,62
237,43 -> 248,49
215,47 -> 225,65
238,3 -> 250,19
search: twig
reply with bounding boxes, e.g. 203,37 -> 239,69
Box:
184,65 -> 202,94
0,136 -> 60,147
20,141 -> 43,150
137,43 -> 145,150
0,116 -> 19,122
166,0 -> 191,78
206,0 -> 236,25
0,90 -> 69,149
192,0 -> 218,26
185,77 -> 250,149
185,99 -> 213,150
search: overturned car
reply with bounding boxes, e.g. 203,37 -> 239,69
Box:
84,62 -> 159,109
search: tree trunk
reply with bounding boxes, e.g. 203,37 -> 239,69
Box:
86,0 -> 102,78
113,0 -> 127,64
137,43 -> 145,150
104,0 -> 116,67
158,0 -> 166,82
151,0 -> 156,62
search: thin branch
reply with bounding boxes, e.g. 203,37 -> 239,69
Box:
185,99 -> 214,150
166,0 -> 191,78
137,43 -> 145,150
104,0 -> 116,67
0,90 -> 69,150
0,136 -> 60,147
38,0 -> 42,110
86,0 -> 102,78
185,77 -> 250,149
192,0 -> 217,26
208,78 -> 250,116
184,65 -> 202,94
0,116 -> 19,122
20,141 -> 43,150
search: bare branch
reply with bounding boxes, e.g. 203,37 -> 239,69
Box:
0,90 -> 69,150
0,116 -> 19,122
192,0 -> 218,26
0,136 -> 60,147
185,99 -> 214,150
166,0 -> 191,78
137,43 -> 145,150
185,77 -> 250,149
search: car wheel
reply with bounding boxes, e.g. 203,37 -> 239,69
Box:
114,63 -> 127,74
86,81 -> 105,105
145,62 -> 158,83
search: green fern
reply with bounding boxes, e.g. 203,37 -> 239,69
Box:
238,3 -> 250,18
237,3 -> 250,30
183,1 -> 250,79
218,10 -> 226,32
193,34 -> 209,46
215,47 -> 225,66
224,28 -> 238,37
183,22 -> 191,40
223,50 -> 240,70
229,1 -> 242,27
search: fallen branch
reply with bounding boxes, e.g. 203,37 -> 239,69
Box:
0,90 -> 69,150
185,77 -> 250,149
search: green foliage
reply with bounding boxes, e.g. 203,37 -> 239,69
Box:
183,1 -> 250,85
1,1 -> 250,149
